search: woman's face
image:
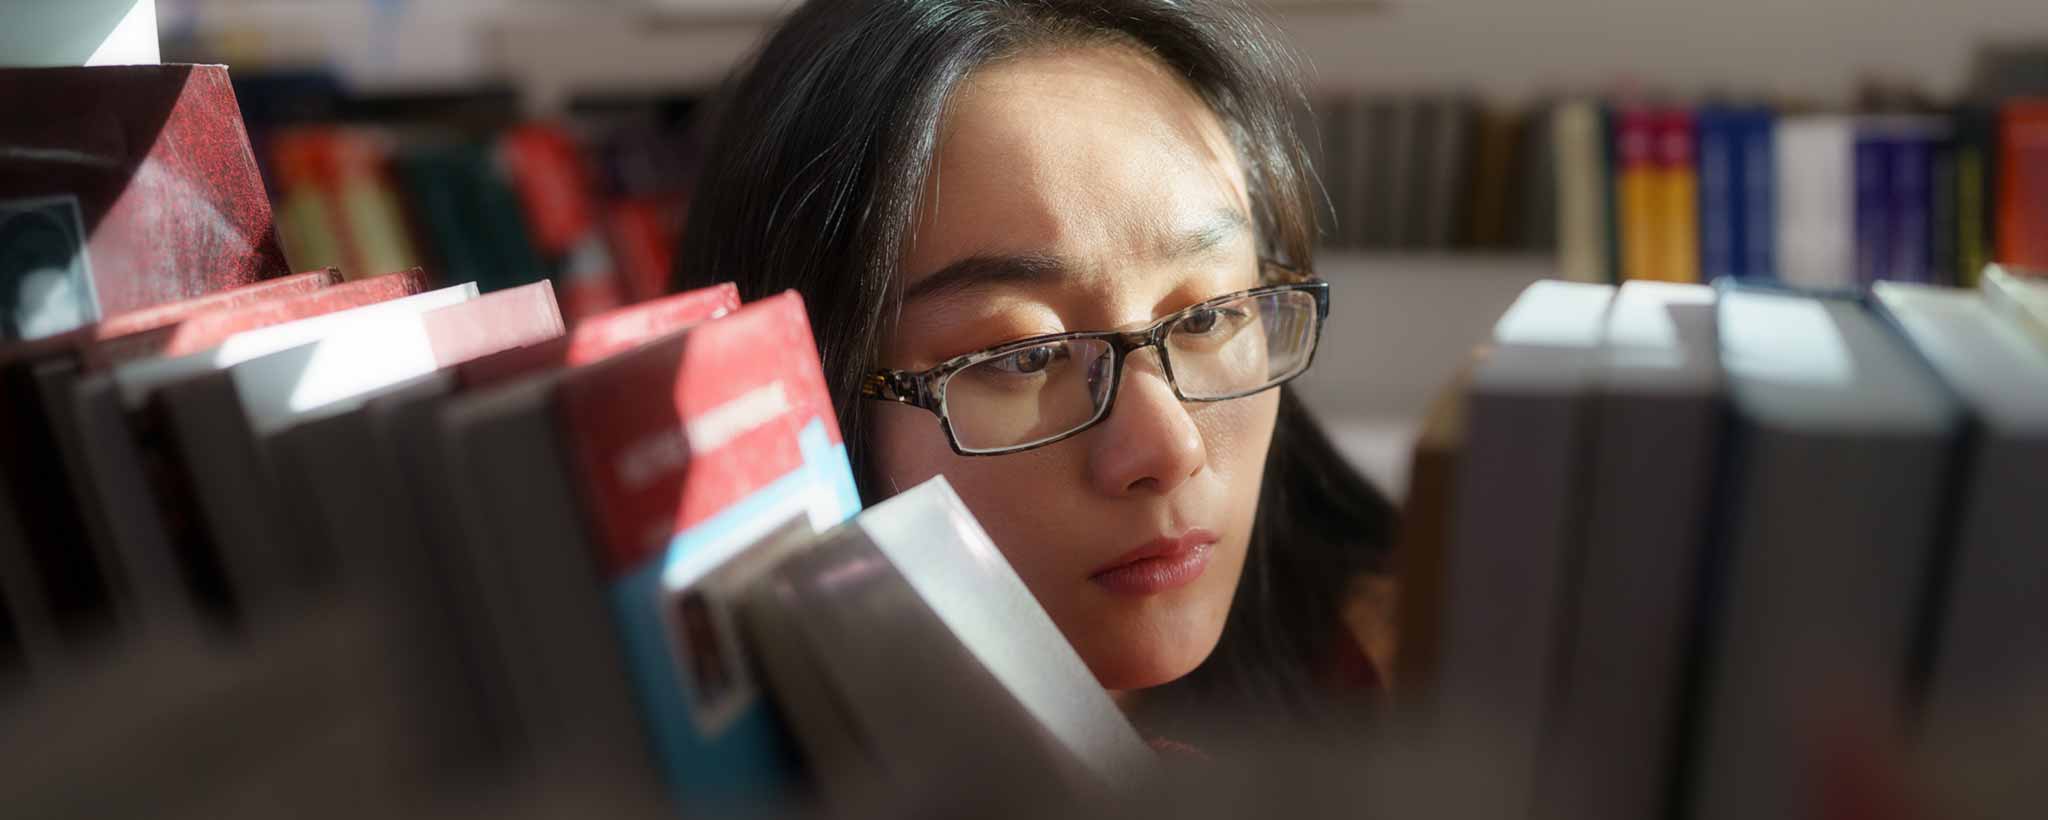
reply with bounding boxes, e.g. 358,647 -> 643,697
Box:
872,45 -> 1280,691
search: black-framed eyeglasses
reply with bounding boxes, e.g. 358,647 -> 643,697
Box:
862,277 -> 1330,456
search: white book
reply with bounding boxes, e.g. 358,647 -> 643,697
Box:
1536,281 -> 1721,820
1871,282 -> 2048,818
1774,117 -> 1857,288
1554,100 -> 1611,284
1980,264 -> 2048,347
743,477 -> 1155,811
1434,279 -> 1613,819
1691,283 -> 1961,820
108,283 -> 477,411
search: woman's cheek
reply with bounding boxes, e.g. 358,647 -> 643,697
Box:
866,405 -> 1069,578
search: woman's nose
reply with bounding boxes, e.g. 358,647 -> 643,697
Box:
1086,349 -> 1206,497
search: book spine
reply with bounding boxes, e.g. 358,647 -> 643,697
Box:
1997,101 -> 2048,270
1775,119 -> 1854,287
1854,128 -> 1893,284
1616,107 -> 1661,281
1655,109 -> 1701,283
1930,131 -> 1960,286
333,131 -> 421,281
1889,130 -> 1934,284
1698,108 -> 1739,281
1956,107 -> 1994,287
1554,102 -> 1611,283
1739,110 -> 1777,279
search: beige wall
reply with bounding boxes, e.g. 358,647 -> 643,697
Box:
1278,0 -> 2048,103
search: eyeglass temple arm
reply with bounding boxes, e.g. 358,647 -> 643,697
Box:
861,370 -> 936,411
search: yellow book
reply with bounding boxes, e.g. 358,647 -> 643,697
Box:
1616,107 -> 1662,281
1656,110 -> 1702,283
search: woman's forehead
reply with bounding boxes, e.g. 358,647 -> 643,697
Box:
902,45 -> 1254,288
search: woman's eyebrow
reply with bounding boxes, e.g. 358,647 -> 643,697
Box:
901,251 -> 1071,306
1160,208 -> 1251,259
902,209 -> 1250,306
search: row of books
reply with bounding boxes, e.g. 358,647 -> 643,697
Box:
1394,265 -> 2048,820
259,119 -> 692,324
1300,94 -> 1558,254
1300,92 -> 2048,291
1550,99 -> 2048,290
0,62 -> 1142,817
229,71 -> 703,324
0,264 -> 1152,816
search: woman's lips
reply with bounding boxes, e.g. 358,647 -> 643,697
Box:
1089,530 -> 1215,596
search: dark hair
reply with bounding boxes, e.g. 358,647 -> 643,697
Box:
676,0 -> 1395,734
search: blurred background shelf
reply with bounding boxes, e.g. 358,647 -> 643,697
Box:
1293,252 -> 1553,500
155,0 -> 2048,111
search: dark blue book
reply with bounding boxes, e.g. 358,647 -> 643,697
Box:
1696,107 -> 1742,281
1885,123 -> 1943,284
1853,127 -> 1894,284
1736,109 -> 1777,279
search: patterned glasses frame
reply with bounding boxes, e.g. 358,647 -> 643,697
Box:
861,267 -> 1330,456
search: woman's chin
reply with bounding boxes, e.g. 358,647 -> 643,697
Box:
1074,622 -> 1224,692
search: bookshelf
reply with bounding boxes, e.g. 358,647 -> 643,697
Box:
8,6 -> 2048,817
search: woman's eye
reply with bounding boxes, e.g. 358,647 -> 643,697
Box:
992,344 -> 1063,374
1176,306 -> 1245,337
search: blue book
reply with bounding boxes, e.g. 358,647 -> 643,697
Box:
1853,127 -> 1894,284
1696,107 -> 1742,281
1736,109 -> 1777,279
1884,123 -> 1943,284
439,290 -> 859,816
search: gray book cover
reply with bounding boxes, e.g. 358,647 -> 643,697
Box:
1432,280 -> 1615,819
1536,281 -> 1722,820
1873,282 -> 2048,818
1689,283 -> 1961,820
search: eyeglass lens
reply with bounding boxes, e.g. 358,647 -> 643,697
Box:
939,288 -> 1319,453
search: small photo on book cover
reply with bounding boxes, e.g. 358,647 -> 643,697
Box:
660,513 -> 827,740
1,195 -> 100,341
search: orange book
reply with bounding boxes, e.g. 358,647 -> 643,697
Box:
1615,107 -> 1662,281
1997,100 -> 2048,270
1654,109 -> 1702,283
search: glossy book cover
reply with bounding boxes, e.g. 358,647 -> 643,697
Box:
556,290 -> 860,812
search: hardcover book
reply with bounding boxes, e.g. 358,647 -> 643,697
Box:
743,477 -> 1155,812
0,65 -> 291,342
1689,282 -> 1960,820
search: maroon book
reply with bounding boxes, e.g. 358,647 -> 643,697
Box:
0,64 -> 291,343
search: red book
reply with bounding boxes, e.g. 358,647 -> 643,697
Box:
547,290 -> 858,806
360,281 -> 739,776
0,65 -> 291,342
502,125 -> 626,323
605,198 -> 682,304
560,290 -> 844,575
453,281 -> 741,389
1997,100 -> 2048,270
